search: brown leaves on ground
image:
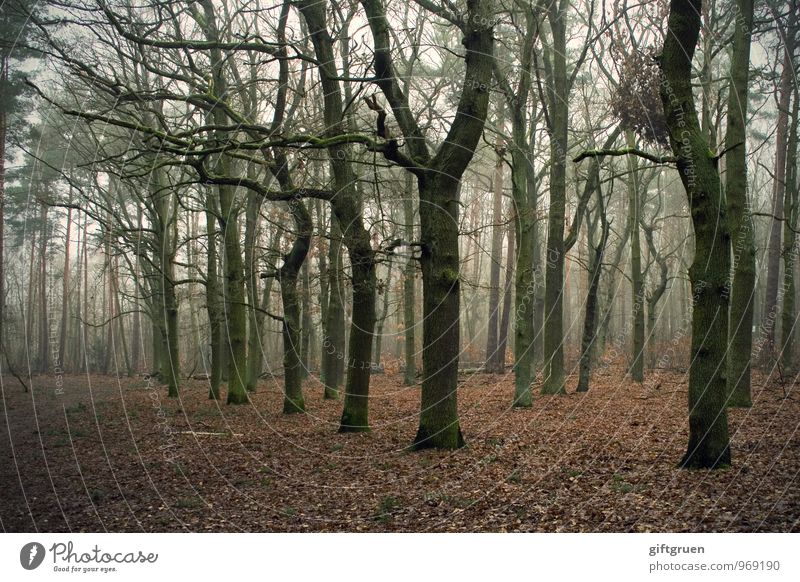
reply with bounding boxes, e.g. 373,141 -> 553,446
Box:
1,367 -> 797,532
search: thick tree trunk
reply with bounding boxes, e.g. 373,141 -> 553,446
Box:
361,0 -> 494,448
414,174 -> 464,449
542,1 -> 568,395
299,0 -> 377,431
660,0 -> 731,469
278,200 -> 312,413
219,184 -> 248,405
511,143 -> 536,406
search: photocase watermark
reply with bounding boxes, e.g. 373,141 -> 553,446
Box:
49,319 -> 65,396
18,540 -> 159,574
143,373 -> 179,465
20,542 -> 46,570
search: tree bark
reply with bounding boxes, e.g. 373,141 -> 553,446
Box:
541,0 -> 569,394
626,132 -> 646,382
38,204 -> 49,373
763,14 -> 796,359
244,175 -> 262,392
205,187 -> 223,400
322,216 -> 345,398
780,89 -> 799,372
299,0 -> 377,431
59,205 -> 72,370
577,200 -> 609,392
402,174 -> 417,386
278,198 -> 312,414
496,207 -> 515,372
659,0 -> 731,469
486,104 -> 505,373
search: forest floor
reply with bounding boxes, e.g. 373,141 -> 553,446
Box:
1,366 -> 797,532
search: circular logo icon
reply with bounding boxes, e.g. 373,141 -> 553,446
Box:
20,542 -> 46,570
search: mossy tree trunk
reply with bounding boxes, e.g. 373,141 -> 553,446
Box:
642,213 -> 669,370
626,132 -> 645,383
659,0 -> 731,469
415,173 -> 465,448
361,0 -> 494,448
322,216 -> 345,398
299,0 -> 377,431
780,92 -> 799,373
763,16 -> 795,359
278,197 -> 312,414
498,6 -> 538,407
198,0 -> 248,405
541,0 -> 568,395
244,180 -> 262,393
147,167 -> 180,398
510,135 -> 535,406
577,196 -> 609,392
205,188 -> 223,400
725,0 -> 755,407
300,249 -> 312,378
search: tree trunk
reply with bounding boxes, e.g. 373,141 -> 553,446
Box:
414,174 -> 464,449
496,207 -> 515,372
300,248 -> 312,378
402,174 -> 417,386
113,257 -> 132,376
278,199 -> 312,413
131,207 -> 142,375
38,204 -> 49,373
660,0 -> 731,469
322,217 -> 345,398
0,72 -> 7,352
373,264 -> 392,371
763,17 -> 795,360
205,188 -> 223,400
486,106 -> 505,373
361,0 -> 494,448
542,1 -> 568,395
299,0 -> 377,431
510,130 -> 536,407
244,180 -> 262,392
59,206 -> 72,369
780,90 -> 799,373
161,260 -> 180,398
626,132 -> 645,382
577,205 -> 609,392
